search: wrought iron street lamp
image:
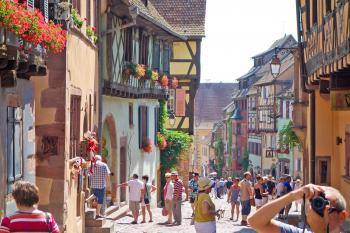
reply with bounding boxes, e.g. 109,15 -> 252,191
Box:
270,54 -> 281,78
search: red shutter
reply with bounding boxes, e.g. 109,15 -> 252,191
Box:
175,89 -> 186,116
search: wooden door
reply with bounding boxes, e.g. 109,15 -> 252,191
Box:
120,146 -> 127,202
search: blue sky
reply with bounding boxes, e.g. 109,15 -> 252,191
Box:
200,0 -> 297,83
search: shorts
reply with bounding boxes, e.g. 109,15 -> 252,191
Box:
144,197 -> 150,205
255,198 -> 263,207
268,195 -> 274,201
129,201 -> 140,212
190,197 -> 196,203
231,200 -> 240,205
262,196 -> 268,205
92,188 -> 105,204
241,200 -> 251,215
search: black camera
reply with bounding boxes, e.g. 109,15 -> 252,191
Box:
311,192 -> 329,217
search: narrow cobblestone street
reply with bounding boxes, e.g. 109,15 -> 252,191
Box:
114,195 -> 257,233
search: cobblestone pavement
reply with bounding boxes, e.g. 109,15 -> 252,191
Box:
114,195 -> 257,233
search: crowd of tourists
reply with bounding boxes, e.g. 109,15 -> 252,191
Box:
1,165 -> 348,233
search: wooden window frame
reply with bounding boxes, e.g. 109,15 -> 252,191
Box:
316,156 -> 331,186
162,42 -> 170,74
152,39 -> 160,71
70,95 -> 81,159
138,106 -> 149,148
139,30 -> 149,65
124,28 -> 133,62
7,107 -> 23,194
129,103 -> 134,127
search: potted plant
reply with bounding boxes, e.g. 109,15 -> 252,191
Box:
86,25 -> 97,44
142,138 -> 153,153
71,8 -> 84,28
157,132 -> 167,150
171,77 -> 179,89
160,74 -> 169,87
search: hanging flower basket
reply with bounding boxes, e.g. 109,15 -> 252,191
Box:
0,0 -> 67,53
160,75 -> 169,87
129,63 -> 146,79
142,138 -> 153,153
171,77 -> 179,89
157,132 -> 167,150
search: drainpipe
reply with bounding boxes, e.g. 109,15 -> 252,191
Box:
97,0 -> 103,152
296,0 -> 316,183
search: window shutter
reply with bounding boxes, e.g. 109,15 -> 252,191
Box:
146,107 -> 149,138
138,106 -> 142,148
40,0 -> 49,22
27,0 -> 34,11
152,40 -> 160,71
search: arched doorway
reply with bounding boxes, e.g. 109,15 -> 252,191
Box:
102,114 -> 117,204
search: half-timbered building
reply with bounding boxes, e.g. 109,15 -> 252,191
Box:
99,0 -> 192,224
296,0 -> 350,216
0,0 -> 48,219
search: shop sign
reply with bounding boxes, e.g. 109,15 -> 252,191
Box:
331,90 -> 350,111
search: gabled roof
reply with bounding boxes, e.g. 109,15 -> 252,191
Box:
129,0 -> 186,39
195,83 -> 237,124
252,34 -> 296,59
151,0 -> 207,38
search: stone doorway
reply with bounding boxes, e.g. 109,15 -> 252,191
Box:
102,114 -> 117,204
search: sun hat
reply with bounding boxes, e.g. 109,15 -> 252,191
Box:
198,177 -> 214,191
171,171 -> 178,176
165,173 -> 171,178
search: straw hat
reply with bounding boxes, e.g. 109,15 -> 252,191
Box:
171,171 -> 178,176
165,173 -> 171,178
198,177 -> 214,191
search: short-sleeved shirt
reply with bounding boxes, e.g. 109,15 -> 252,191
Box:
90,161 -> 111,189
128,179 -> 144,202
144,183 -> 152,200
0,210 -> 60,233
189,179 -> 199,199
226,181 -> 233,189
277,221 -> 312,233
284,182 -> 293,193
239,179 -> 252,201
266,180 -> 276,194
164,181 -> 174,200
173,179 -> 183,200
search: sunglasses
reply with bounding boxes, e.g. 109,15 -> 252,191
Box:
328,206 -> 343,214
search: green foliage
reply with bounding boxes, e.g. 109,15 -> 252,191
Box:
214,137 -> 225,177
278,120 -> 301,150
71,9 -> 84,28
241,145 -> 249,172
159,100 -> 192,193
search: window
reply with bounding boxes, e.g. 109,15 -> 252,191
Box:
316,157 -> 331,185
152,39 -> 160,71
86,0 -> 91,25
297,158 -> 302,172
312,0 -> 318,26
286,101 -> 290,119
7,107 -> 23,193
167,89 -> 176,114
138,106 -> 149,148
139,30 -> 149,65
124,28 -> 133,62
325,0 -> 331,14
346,132 -> 350,176
154,107 -> 160,145
162,43 -> 170,74
70,95 -> 81,159
72,0 -> 81,14
129,103 -> 134,127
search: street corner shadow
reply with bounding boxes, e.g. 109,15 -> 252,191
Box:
232,229 -> 257,233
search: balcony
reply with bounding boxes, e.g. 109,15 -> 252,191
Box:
103,77 -> 168,100
0,28 -> 46,88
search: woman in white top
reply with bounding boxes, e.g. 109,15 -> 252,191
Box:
293,179 -> 302,211
163,173 -> 174,224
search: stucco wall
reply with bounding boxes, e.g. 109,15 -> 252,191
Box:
102,96 -> 160,207
0,79 -> 36,216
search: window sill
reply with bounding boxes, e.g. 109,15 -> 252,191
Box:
342,176 -> 350,184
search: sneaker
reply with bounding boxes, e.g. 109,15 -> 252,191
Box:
241,220 -> 247,226
131,221 -> 137,224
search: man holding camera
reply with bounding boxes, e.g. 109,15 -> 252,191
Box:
248,184 -> 348,233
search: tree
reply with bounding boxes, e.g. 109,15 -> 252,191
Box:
214,138 -> 225,177
278,120 -> 301,150
241,145 -> 249,172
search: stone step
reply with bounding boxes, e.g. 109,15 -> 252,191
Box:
85,220 -> 114,233
86,217 -> 106,227
85,207 -> 96,220
106,205 -> 129,220
105,205 -> 119,216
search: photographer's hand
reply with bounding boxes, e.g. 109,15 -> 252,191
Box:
292,184 -> 324,200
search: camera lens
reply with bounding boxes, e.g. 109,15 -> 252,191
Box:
311,196 -> 329,217
313,198 -> 324,209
